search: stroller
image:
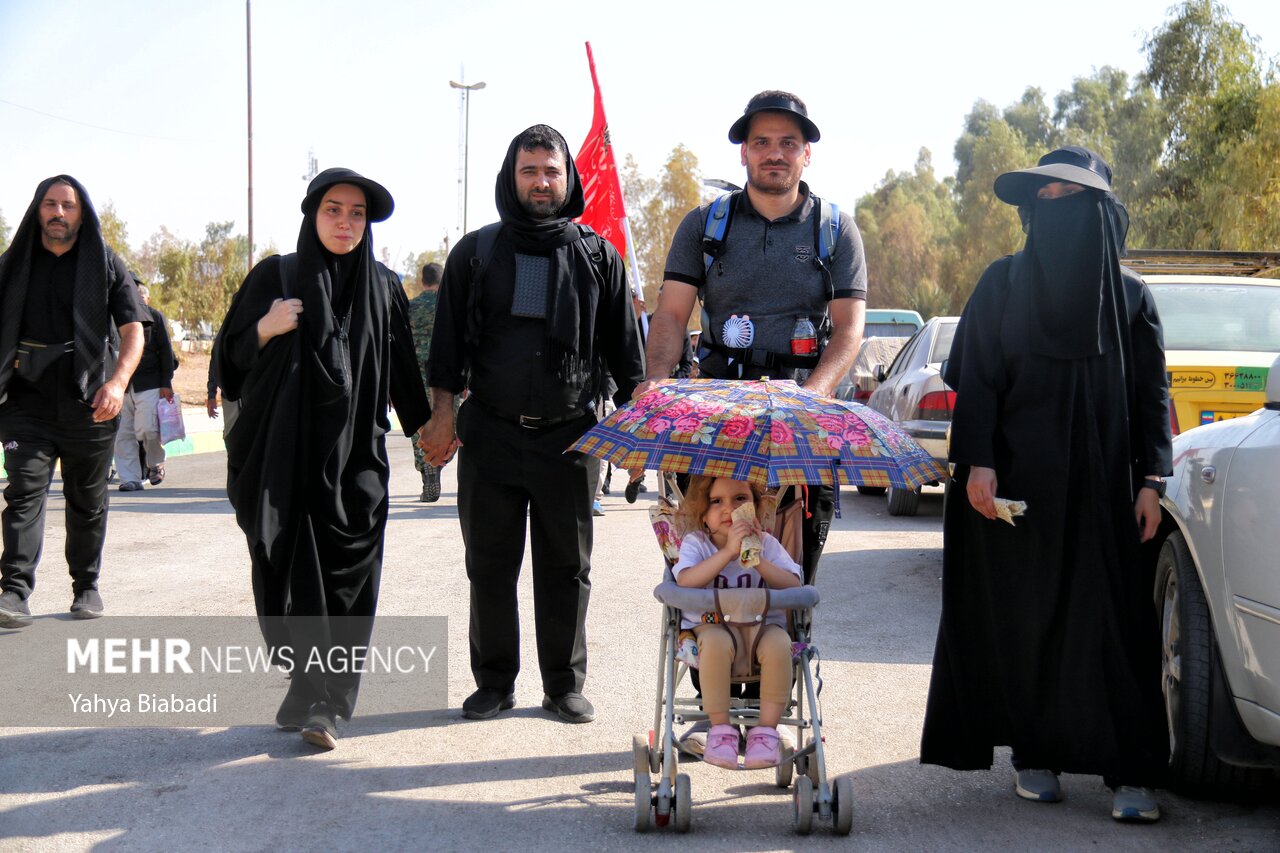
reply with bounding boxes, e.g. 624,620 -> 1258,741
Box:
631,477 -> 853,835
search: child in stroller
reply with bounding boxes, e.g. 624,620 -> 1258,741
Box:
672,475 -> 803,769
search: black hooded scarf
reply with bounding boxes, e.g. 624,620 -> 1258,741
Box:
214,176 -> 428,718
479,127 -> 598,386
0,175 -> 116,404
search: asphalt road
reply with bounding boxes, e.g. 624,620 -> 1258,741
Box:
0,436 -> 1276,851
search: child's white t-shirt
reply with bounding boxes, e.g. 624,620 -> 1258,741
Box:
672,530 -> 803,630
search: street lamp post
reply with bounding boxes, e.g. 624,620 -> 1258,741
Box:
449,79 -> 486,234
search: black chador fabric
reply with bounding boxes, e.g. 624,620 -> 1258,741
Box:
468,128 -> 599,387
0,175 -> 113,404
921,191 -> 1172,783
215,203 -> 429,718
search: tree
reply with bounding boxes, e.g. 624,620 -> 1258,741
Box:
98,202 -> 135,270
1138,0 -> 1270,247
0,209 -> 10,254
855,149 -> 959,317
623,146 -> 701,309
947,109 -> 1036,301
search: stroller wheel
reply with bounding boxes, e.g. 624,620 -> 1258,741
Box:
674,773 -> 692,833
633,772 -> 651,832
793,774 -> 814,835
774,742 -> 794,788
832,774 -> 854,836
632,733 -> 651,775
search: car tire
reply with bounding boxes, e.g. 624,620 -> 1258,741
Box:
856,485 -> 887,497
1157,531 -> 1269,794
886,484 -> 920,516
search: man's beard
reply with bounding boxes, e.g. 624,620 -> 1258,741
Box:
520,187 -> 567,219
42,217 -> 80,244
748,161 -> 800,195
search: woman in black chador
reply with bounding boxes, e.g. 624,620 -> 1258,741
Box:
920,148 -> 1173,821
216,168 -> 429,750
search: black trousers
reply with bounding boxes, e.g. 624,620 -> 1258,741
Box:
0,402 -> 117,598
456,400 -> 594,697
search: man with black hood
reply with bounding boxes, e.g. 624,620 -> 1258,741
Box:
920,148 -> 1172,822
215,167 -> 429,749
0,175 -> 146,629
420,125 -> 645,724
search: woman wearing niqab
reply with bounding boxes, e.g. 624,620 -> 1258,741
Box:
920,148 -> 1173,821
215,168 -> 429,749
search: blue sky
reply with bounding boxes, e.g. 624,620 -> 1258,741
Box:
2,0 -> 1278,272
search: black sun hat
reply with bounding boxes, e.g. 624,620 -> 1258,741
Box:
993,146 -> 1114,206
301,167 -> 394,222
728,92 -> 821,144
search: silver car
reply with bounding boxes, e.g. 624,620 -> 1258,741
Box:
864,317 -> 959,515
1154,352 -> 1280,792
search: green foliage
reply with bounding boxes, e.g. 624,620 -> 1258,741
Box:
855,149 -> 959,317
623,146 -> 701,309
857,1 -> 1279,315
0,209 -> 9,254
98,202 -> 135,270
137,222 -> 246,335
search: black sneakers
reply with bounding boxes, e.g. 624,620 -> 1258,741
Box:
0,590 -> 32,629
542,692 -> 595,724
462,688 -> 516,720
71,589 -> 104,619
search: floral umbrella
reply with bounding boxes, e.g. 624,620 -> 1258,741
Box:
568,378 -> 947,490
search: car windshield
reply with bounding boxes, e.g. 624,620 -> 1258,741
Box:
1150,283 -> 1280,352
927,323 -> 958,364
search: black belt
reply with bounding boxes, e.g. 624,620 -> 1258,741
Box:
470,397 -> 588,430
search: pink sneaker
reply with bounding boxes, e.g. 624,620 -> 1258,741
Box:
703,724 -> 740,769
743,726 -> 781,769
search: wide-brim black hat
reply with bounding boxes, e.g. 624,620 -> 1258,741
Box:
301,167 -> 394,222
728,93 -> 820,143
993,146 -> 1114,206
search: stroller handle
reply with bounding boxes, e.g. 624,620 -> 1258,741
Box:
652,582 -> 819,612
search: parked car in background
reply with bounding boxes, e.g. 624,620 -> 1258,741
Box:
1146,275 -> 1280,435
863,316 -> 959,514
834,336 -> 909,403
1153,352 -> 1280,793
863,308 -> 924,339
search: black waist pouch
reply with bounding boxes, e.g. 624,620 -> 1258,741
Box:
13,339 -> 74,383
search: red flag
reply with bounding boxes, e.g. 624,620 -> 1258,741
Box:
575,42 -> 627,257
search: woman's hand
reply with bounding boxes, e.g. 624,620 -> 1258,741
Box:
966,466 -> 999,520
257,298 -> 304,349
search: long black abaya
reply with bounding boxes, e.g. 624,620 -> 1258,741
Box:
920,197 -> 1173,784
215,208 -> 428,719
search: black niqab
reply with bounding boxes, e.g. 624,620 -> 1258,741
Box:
1011,188 -> 1130,360
0,175 -> 112,403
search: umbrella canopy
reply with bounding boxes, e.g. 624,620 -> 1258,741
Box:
569,378 -> 947,490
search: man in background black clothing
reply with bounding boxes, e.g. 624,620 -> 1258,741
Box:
421,125 -> 644,724
0,175 -> 146,628
113,279 -> 176,491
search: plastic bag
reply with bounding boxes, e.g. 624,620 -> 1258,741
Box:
157,394 -> 186,444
